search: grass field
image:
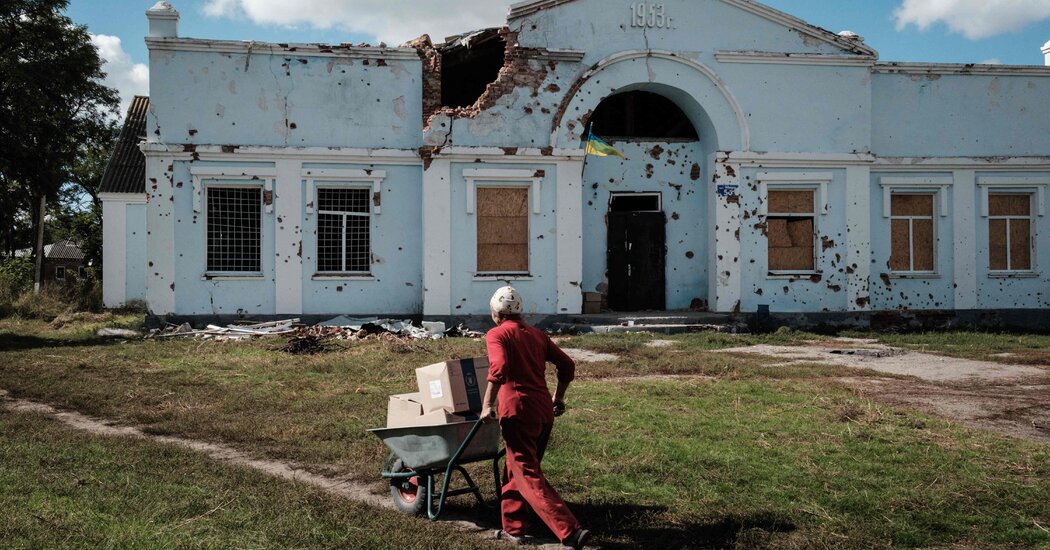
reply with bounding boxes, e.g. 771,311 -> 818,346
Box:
0,409 -> 490,549
1,315 -> 1049,548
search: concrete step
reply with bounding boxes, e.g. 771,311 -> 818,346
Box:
567,312 -> 735,326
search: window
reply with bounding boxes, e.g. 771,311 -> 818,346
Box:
55,266 -> 65,281
889,194 -> 936,273
610,193 -> 661,213
78,266 -> 87,279
317,188 -> 371,274
476,187 -> 529,274
988,194 -> 1033,272
767,189 -> 816,273
207,186 -> 262,273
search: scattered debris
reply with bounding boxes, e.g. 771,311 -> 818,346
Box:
148,319 -> 300,341
276,334 -> 345,355
96,328 -> 144,339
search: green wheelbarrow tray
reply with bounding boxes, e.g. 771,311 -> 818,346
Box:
369,419 -> 505,521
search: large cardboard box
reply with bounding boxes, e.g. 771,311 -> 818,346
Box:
416,356 -> 490,414
386,393 -> 425,428
413,409 -> 478,427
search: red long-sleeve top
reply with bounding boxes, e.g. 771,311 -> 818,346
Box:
485,319 -> 575,424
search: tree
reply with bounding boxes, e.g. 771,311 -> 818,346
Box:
0,0 -> 118,285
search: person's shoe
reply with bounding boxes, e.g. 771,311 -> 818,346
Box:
495,529 -> 531,545
563,527 -> 591,549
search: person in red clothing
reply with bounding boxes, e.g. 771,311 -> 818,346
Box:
480,286 -> 591,549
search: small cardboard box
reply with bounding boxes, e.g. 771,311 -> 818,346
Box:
386,393 -> 425,428
416,356 -> 490,414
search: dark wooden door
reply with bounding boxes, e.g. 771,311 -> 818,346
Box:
607,211 -> 666,311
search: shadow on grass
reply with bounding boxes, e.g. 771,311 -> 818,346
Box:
0,333 -> 124,352
443,500 -> 796,549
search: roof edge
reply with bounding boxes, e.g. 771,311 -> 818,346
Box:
874,61 -> 1050,76
508,0 -> 879,58
145,37 -> 420,60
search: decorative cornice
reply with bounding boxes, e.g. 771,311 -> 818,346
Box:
715,51 -> 875,67
145,37 -> 420,61
526,49 -> 586,62
508,0 -> 878,58
874,62 -> 1050,77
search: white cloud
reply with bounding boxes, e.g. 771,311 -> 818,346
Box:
980,57 -> 1003,64
91,34 -> 149,118
894,0 -> 1050,40
200,0 -> 515,45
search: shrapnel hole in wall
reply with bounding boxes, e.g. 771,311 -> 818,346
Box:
587,91 -> 699,141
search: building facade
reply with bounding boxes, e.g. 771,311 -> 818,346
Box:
102,0 -> 1050,320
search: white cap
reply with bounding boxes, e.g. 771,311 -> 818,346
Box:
489,286 -> 524,315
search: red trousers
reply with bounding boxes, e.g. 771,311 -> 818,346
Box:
499,417 -> 580,541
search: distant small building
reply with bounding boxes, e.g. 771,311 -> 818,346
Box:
16,240 -> 88,283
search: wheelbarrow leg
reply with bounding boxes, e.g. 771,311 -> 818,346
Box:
452,465 -> 485,506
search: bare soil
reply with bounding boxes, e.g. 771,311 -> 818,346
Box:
722,339 -> 1050,444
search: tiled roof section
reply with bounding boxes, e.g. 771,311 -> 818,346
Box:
99,96 -> 149,194
45,240 -> 86,261
14,240 -> 85,260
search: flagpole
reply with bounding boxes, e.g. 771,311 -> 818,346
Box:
580,123 -> 593,182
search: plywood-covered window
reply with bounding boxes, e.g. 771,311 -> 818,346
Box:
889,194 -> 936,273
988,194 -> 1033,272
477,187 -> 529,274
767,189 -> 816,273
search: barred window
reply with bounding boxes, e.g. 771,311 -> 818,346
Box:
767,189 -> 816,273
889,194 -> 936,273
989,194 -> 1033,272
317,188 -> 371,273
207,187 -> 262,273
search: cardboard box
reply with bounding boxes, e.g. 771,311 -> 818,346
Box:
583,292 -> 602,303
386,393 -> 425,428
413,409 -> 479,427
416,356 -> 490,414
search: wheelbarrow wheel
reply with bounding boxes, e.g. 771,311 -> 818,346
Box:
389,458 -> 427,516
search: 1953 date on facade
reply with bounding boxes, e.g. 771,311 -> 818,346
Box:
630,3 -> 674,29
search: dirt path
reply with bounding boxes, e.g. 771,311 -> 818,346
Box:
0,389 -> 574,548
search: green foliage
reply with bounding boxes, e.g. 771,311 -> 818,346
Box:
0,0 -> 117,266
0,257 -> 34,315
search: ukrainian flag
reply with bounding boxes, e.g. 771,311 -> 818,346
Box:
585,129 -> 626,159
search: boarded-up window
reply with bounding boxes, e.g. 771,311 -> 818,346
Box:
889,194 -> 935,272
988,194 -> 1033,272
767,190 -> 815,272
477,187 -> 529,273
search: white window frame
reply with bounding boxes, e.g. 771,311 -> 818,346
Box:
878,178 -> 952,278
978,177 -> 1046,277
758,173 -> 832,278
191,166 -> 275,280
302,169 -> 385,280
314,185 -> 374,276
609,192 -> 662,212
202,182 -> 266,278
466,169 -> 540,278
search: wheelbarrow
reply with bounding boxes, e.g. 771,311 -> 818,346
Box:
369,419 -> 505,520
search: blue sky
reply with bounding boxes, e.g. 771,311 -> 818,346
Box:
67,0 -> 1050,115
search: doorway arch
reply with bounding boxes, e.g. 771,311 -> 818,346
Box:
559,52 -> 745,312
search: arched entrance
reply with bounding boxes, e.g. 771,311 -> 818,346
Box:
591,91 -> 698,311
552,52 -> 747,312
